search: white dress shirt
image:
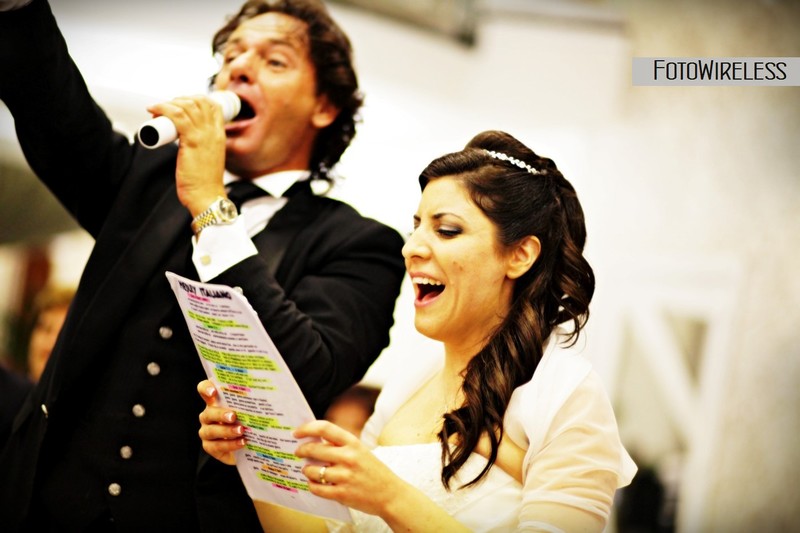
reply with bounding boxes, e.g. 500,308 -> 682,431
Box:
191,170 -> 310,281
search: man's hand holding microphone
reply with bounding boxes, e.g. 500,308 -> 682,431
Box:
138,91 -> 241,149
142,92 -> 241,219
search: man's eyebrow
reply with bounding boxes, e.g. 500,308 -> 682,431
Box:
223,36 -> 243,48
223,35 -> 304,53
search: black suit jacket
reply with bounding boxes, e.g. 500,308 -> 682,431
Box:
0,366 -> 33,446
0,2 -> 405,531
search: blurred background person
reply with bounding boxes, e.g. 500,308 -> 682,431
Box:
25,284 -> 75,382
0,284 -> 73,446
323,383 -> 381,438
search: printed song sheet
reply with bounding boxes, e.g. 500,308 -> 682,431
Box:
166,272 -> 352,523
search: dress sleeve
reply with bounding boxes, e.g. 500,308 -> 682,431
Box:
516,370 -> 637,531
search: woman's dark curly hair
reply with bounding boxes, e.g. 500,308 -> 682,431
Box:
419,130 -> 595,489
211,0 -> 363,185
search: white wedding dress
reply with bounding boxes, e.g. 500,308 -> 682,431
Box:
326,330 -> 637,532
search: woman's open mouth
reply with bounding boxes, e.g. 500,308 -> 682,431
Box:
412,276 -> 445,304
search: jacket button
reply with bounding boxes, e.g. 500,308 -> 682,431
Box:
132,404 -> 146,418
146,362 -> 161,376
120,446 -> 133,460
108,483 -> 122,496
158,326 -> 173,339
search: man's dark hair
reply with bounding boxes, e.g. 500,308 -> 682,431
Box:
213,0 -> 363,183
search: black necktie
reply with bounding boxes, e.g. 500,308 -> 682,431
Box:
226,180 -> 269,210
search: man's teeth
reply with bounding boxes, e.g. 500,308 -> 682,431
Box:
412,276 -> 443,287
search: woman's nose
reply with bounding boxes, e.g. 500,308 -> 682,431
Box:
401,229 -> 428,260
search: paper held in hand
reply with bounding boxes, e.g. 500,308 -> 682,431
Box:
166,271 -> 352,523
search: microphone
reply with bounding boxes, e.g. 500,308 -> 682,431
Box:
137,90 -> 241,149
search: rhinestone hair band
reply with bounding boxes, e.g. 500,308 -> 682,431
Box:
485,150 -> 541,175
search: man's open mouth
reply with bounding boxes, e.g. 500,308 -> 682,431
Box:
232,98 -> 256,121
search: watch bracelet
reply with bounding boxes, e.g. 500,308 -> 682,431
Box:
191,196 -> 227,235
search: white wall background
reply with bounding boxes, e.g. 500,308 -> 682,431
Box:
0,0 -> 798,531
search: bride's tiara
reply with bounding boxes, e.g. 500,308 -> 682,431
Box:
485,150 -> 541,175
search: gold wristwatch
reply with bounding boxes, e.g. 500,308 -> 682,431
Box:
191,196 -> 238,236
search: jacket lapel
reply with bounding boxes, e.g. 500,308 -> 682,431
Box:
253,181 -> 321,276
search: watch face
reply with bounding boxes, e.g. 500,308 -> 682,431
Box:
219,199 -> 238,221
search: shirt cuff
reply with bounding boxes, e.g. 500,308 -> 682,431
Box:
191,217 -> 258,282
